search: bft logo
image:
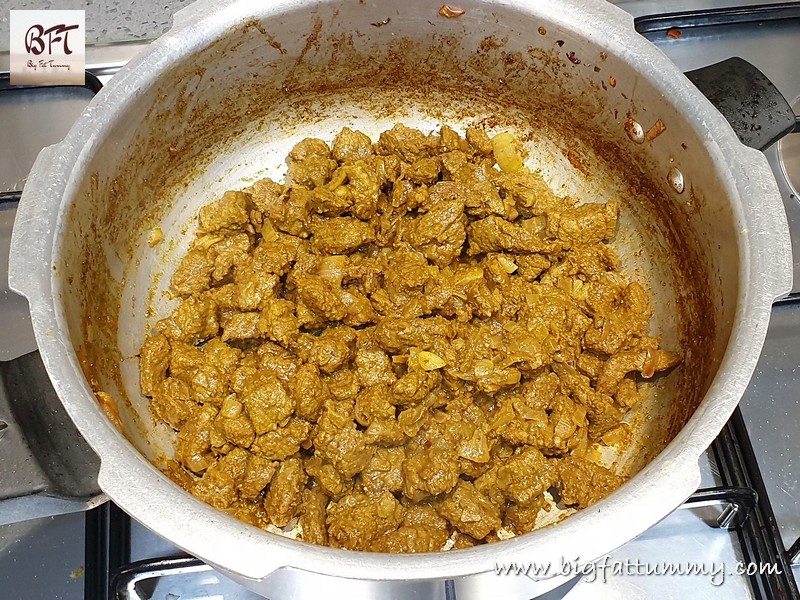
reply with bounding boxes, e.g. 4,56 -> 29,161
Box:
10,11 -> 85,85
25,23 -> 81,56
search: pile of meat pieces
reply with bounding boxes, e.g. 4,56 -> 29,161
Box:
139,124 -> 680,552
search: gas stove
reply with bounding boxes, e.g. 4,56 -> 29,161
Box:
1,3 -> 799,599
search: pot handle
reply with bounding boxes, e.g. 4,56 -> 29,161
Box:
733,144 -> 794,301
0,352 -> 105,526
8,142 -> 70,302
685,57 -> 795,300
685,57 -> 798,152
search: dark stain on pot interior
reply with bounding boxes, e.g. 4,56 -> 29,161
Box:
479,35 -> 506,51
242,18 -> 268,36
565,149 -> 587,174
71,6 -> 715,497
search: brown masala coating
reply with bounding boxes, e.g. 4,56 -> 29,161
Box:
139,124 -> 680,552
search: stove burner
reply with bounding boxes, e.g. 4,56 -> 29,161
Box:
779,98 -> 800,200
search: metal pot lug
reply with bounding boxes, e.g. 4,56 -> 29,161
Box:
0,352 -> 105,526
686,57 -> 798,151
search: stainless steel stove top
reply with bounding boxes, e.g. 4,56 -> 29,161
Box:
1,3 -> 799,599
